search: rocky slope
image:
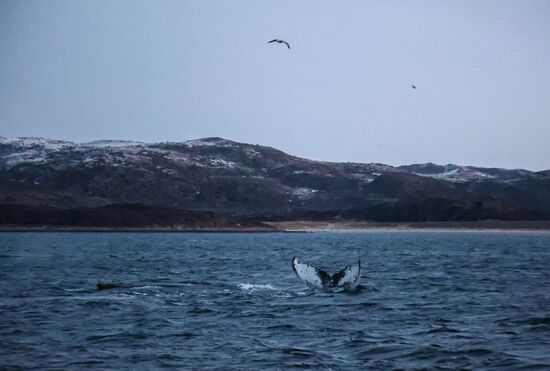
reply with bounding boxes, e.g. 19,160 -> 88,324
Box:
1,136 -> 549,224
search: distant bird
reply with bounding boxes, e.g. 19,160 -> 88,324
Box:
268,39 -> 290,49
412,84 -> 417,89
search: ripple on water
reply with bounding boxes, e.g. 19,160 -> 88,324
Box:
1,232 -> 549,370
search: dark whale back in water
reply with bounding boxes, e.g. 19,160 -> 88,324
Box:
96,282 -> 125,291
292,257 -> 362,289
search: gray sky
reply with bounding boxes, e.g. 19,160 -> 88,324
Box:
1,1 -> 549,170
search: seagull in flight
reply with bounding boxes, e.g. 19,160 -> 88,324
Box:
268,39 -> 290,49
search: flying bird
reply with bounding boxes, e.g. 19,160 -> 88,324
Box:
412,84 -> 417,89
268,39 -> 290,49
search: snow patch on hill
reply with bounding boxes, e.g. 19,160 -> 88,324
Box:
209,158 -> 237,168
400,163 -> 533,182
0,137 -> 74,151
413,168 -> 496,182
183,138 -> 235,148
82,140 -> 145,148
290,187 -> 318,199
3,151 -> 48,168
411,166 -> 498,182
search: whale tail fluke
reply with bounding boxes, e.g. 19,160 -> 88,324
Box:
292,257 -> 331,289
292,257 -> 362,289
330,259 -> 362,289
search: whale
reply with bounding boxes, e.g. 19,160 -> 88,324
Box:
292,257 -> 362,289
95,282 -> 146,291
96,282 -> 126,290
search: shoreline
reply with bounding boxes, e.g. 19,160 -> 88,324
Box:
0,226 -> 280,233
1,220 -> 550,233
266,221 -> 550,233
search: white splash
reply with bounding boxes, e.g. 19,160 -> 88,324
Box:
238,283 -> 276,291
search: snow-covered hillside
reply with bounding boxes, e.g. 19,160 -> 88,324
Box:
1,136 -> 548,220
398,163 -> 533,182
0,137 -> 537,183
0,136 -> 390,211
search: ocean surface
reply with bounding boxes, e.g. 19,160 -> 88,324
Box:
1,232 -> 549,370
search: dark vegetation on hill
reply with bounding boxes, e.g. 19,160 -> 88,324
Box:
0,203 -> 267,229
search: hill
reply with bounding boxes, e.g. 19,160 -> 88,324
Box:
1,136 -> 549,227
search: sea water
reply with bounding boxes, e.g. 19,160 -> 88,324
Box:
0,232 -> 549,369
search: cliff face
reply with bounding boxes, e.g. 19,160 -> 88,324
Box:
1,136 -> 549,224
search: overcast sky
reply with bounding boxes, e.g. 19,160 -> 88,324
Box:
1,1 -> 549,170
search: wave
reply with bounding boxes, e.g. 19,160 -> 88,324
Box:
496,315 -> 550,327
61,287 -> 89,292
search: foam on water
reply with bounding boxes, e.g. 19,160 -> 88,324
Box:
237,283 -> 277,291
